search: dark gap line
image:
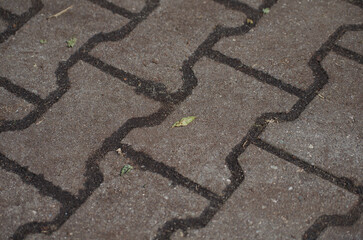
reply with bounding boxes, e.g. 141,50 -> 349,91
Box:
205,49 -> 306,98
0,76 -> 45,105
81,54 -> 170,103
252,139 -> 363,195
0,7 -> 19,22
121,144 -> 223,202
0,0 -> 43,44
303,197 -> 363,240
0,152 -> 78,204
212,0 -> 260,17
331,44 -> 363,64
87,0 -> 137,19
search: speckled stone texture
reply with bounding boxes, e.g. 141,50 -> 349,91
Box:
0,0 -> 362,239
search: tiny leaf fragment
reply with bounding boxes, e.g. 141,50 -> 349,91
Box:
120,164 -> 133,176
246,18 -> 254,24
40,39 -> 47,44
66,37 -> 77,48
172,116 -> 196,128
262,8 -> 270,14
116,148 -> 122,155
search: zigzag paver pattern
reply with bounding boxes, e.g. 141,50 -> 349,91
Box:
0,0 -> 362,239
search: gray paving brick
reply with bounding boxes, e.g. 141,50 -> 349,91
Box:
183,146 -> 359,240
0,169 -> 60,239
90,0 -> 247,92
321,217 -> 363,240
214,0 -> 362,90
124,58 -> 297,194
261,53 -> 363,184
0,63 -> 160,194
337,30 -> 363,56
28,151 -> 209,240
0,88 -> 34,121
0,0 -> 362,239
0,0 -> 32,15
0,0 -> 128,98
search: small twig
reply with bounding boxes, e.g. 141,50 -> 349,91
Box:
47,5 -> 73,20
36,119 -> 44,125
318,93 -> 325,99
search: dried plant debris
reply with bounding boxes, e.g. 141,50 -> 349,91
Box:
116,148 -> 122,155
246,18 -> 254,24
66,37 -> 77,48
120,165 -> 133,176
47,5 -> 73,20
262,8 -> 270,14
172,116 -> 196,128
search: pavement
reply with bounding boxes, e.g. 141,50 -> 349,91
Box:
0,0 -> 362,239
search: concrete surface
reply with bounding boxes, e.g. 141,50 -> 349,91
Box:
0,0 -> 362,239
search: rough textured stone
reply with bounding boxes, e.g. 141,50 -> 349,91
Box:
0,0 -> 361,239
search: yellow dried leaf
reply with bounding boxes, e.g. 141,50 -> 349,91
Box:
172,116 -> 196,128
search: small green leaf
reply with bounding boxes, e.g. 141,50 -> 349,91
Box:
262,8 -> 270,14
40,39 -> 47,44
246,18 -> 254,24
120,164 -> 133,176
66,37 -> 77,48
172,116 -> 196,128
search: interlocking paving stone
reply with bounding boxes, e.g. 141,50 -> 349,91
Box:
337,30 -> 363,56
29,151 -> 209,239
0,63 -> 160,194
0,88 -> 34,121
181,146 -> 359,240
0,169 -> 60,239
90,0 -> 246,92
0,0 -> 362,239
0,0 -> 128,98
124,58 -> 297,194
261,53 -> 363,184
321,217 -> 363,240
214,0 -> 363,90
0,0 -> 32,15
